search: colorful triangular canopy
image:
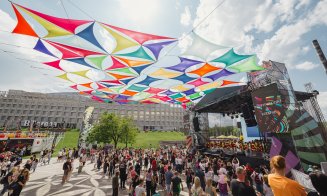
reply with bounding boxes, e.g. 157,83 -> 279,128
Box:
137,76 -> 160,86
188,63 -> 220,77
43,60 -> 62,70
171,73 -> 196,83
206,69 -> 235,81
87,55 -> 107,70
228,56 -> 264,72
66,58 -> 98,69
167,57 -> 203,72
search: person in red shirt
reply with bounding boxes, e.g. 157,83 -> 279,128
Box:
151,157 -> 157,172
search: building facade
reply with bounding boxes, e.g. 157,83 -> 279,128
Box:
0,90 -> 185,131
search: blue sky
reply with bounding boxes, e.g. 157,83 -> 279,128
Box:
0,0 -> 326,120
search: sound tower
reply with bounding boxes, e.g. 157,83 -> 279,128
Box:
193,116 -> 200,132
241,104 -> 257,127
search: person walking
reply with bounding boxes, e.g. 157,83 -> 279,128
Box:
230,167 -> 257,196
61,159 -> 71,185
171,172 -> 183,196
112,171 -> 119,196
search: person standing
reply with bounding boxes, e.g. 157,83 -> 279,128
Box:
268,155 -> 306,196
171,172 -> 183,196
112,171 -> 119,196
230,167 -> 257,196
145,168 -> 152,196
10,168 -> 30,196
165,166 -> 174,194
61,159 -> 71,184
135,179 -> 146,196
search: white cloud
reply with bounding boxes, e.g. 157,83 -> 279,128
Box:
180,6 -> 192,26
294,61 -> 319,70
0,9 -> 15,31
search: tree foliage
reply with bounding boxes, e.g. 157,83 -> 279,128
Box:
87,112 -> 138,148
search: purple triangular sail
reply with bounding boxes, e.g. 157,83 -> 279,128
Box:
161,90 -> 175,96
143,40 -> 176,59
167,57 -> 203,72
206,69 -> 234,81
34,39 -> 56,58
182,88 -> 196,95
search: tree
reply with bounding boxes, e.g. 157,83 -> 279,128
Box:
119,116 -> 138,147
87,112 -> 121,148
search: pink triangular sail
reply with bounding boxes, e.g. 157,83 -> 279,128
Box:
105,24 -> 174,44
43,60 -> 63,70
14,3 -> 91,33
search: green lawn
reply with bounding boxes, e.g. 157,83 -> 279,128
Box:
117,131 -> 186,148
53,131 -> 185,153
53,131 -> 79,155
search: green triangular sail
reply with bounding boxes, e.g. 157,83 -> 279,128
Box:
211,48 -> 252,66
116,46 -> 154,61
228,56 -> 264,73
87,55 -> 108,69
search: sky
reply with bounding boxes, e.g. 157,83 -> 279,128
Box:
0,0 -> 326,124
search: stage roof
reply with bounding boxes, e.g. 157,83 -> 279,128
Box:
194,85 -> 315,113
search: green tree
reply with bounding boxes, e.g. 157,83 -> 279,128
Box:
119,117 -> 138,147
87,112 -> 121,147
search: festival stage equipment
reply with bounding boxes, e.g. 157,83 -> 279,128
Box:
312,40 -> 327,74
193,60 -> 327,170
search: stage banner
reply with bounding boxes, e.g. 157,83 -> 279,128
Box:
78,106 -> 94,148
6,138 -> 34,155
252,83 -> 288,133
31,138 -> 45,153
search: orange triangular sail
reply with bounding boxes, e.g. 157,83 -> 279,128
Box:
11,4 -> 38,37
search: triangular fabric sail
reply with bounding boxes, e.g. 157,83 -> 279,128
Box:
161,90 -> 176,96
211,48 -> 252,66
56,73 -> 73,82
66,58 -> 98,69
109,86 -> 124,94
114,56 -> 151,67
169,93 -> 184,99
87,55 -> 107,70
189,92 -> 202,100
143,40 -> 176,59
206,69 -> 235,81
121,89 -> 139,96
182,88 -> 196,96
80,82 -> 93,89
167,57 -> 203,72
137,76 -> 161,86
14,3 -> 91,33
77,22 -> 107,52
171,73 -> 196,83
188,63 -> 220,77
11,4 -> 38,37
46,40 -> 104,58
132,64 -> 149,75
46,40 -> 81,58
197,81 -> 222,91
221,80 -> 241,87
108,67 -> 137,76
43,60 -> 62,70
105,24 -> 174,44
171,85 -> 190,92
187,78 -> 208,87
127,84 -> 148,92
34,39 -> 56,57
16,5 -> 72,38
100,80 -> 123,86
203,88 -> 216,94
105,56 -> 128,70
182,32 -> 227,60
109,72 -> 135,80
70,84 -> 79,91
228,56 -> 264,73
101,24 -> 139,53
145,87 -> 165,94
149,68 -> 182,79
70,70 -> 90,79
121,77 -> 135,85
116,46 -> 154,61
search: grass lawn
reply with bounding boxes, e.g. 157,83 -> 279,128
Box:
52,131 -> 185,154
53,131 -> 79,155
117,131 -> 186,148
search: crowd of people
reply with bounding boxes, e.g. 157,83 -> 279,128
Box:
0,144 -> 326,196
207,139 -> 268,153
59,145 -> 327,196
